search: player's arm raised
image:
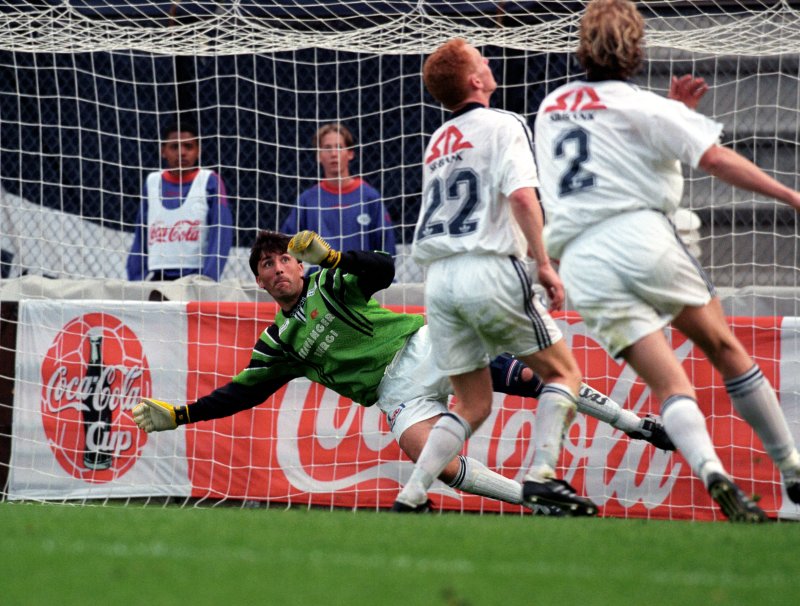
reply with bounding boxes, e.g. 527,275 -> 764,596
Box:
289,229 -> 395,299
699,144 -> 800,211
668,74 -> 708,110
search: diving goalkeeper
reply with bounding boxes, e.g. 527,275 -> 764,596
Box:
133,230 -> 672,512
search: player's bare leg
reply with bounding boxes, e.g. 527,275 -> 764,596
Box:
517,341 -> 598,516
392,367 -> 490,512
623,329 -> 766,522
674,299 -> 800,503
398,416 -> 524,508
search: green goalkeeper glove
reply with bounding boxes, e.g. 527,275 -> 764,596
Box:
132,398 -> 190,433
288,230 -> 341,268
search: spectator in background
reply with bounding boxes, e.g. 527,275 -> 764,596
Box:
281,123 -> 396,259
126,120 -> 233,281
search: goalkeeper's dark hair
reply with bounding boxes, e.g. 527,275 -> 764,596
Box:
248,230 -> 292,277
577,0 -> 645,81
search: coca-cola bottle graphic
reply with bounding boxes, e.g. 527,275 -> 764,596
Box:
82,330 -> 113,470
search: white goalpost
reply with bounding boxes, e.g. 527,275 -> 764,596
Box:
1,0 -> 800,520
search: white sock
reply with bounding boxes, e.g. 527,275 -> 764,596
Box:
778,450 -> 800,480
396,412 -> 471,506
449,456 -> 522,505
725,365 -> 798,464
577,382 -> 642,433
661,395 -> 725,485
524,383 -> 577,482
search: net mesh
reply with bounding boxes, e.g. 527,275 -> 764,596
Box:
1,1 -> 799,519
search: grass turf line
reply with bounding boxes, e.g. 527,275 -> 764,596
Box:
1,502 -> 797,605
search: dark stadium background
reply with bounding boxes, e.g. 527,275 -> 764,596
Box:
0,0 -> 787,285
0,1 -> 585,252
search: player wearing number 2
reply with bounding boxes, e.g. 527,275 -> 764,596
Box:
394,38 -> 597,514
534,0 -> 800,521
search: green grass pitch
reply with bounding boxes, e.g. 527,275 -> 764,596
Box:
1,502 -> 796,605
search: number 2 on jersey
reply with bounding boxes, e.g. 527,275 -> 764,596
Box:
416,168 -> 480,240
555,127 -> 595,196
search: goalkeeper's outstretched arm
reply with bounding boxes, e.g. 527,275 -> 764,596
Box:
133,377 -> 286,433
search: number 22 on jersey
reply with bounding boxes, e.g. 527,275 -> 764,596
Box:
415,168 -> 482,241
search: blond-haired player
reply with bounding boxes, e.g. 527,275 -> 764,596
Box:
534,0 -> 800,521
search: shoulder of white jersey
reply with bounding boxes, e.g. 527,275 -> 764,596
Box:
615,85 -> 694,124
484,107 -> 532,131
482,107 -> 534,156
455,107 -> 533,148
538,79 -> 638,107
539,80 -> 663,120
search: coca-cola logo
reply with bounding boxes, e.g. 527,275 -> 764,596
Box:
149,219 -> 201,244
40,313 -> 152,483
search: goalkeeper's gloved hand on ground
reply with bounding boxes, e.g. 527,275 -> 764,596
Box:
288,230 -> 341,268
132,398 -> 189,433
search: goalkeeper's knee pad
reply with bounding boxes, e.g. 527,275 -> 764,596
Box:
490,354 -> 544,398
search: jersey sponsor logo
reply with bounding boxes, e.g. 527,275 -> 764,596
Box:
425,125 -> 473,164
39,313 -> 151,482
298,312 -> 338,358
579,385 -> 608,407
543,86 -> 607,114
149,219 -> 202,244
386,403 -> 406,431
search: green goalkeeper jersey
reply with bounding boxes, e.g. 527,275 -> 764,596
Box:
231,257 -> 423,407
180,250 -> 545,427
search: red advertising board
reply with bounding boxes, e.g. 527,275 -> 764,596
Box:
183,303 -> 789,520
10,300 -> 797,519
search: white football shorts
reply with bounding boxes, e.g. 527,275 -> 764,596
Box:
558,209 -> 714,358
375,325 -> 453,441
424,253 -> 563,375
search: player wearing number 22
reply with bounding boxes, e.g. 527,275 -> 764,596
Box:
534,0 -> 800,521
394,38 -> 598,514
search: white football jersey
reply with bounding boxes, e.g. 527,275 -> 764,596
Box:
146,169 -> 211,271
534,80 -> 722,259
411,104 -> 539,265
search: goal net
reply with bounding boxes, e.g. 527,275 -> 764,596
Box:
1,0 -> 800,520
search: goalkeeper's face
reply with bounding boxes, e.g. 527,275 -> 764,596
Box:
255,250 -> 305,309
